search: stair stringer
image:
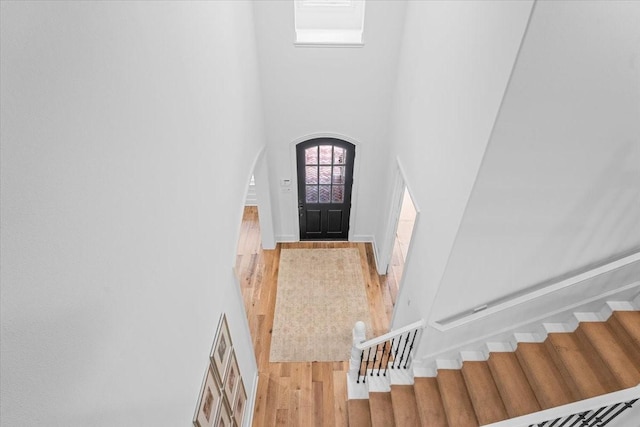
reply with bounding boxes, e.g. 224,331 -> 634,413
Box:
346,298 -> 639,427
413,292 -> 640,377
407,299 -> 640,425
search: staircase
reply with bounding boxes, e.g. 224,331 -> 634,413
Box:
347,305 -> 640,426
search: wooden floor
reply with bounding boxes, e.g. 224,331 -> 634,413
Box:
235,206 -> 397,426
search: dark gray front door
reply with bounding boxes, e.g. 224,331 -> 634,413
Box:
296,138 -> 355,240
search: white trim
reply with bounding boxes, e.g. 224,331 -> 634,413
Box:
435,358 -> 462,370
385,158 -> 421,327
351,234 -> 384,274
366,373 -> 391,392
418,282 -> 640,363
431,252 -> 640,330
244,372 -> 260,427
459,350 -> 486,362
543,322 -> 576,334
355,319 -> 426,350
275,234 -> 297,243
389,368 -> 415,385
229,271 -> 260,427
483,385 -> 640,427
252,147 -> 276,250
294,41 -> 364,48
512,332 -> 545,343
380,165 -> 404,274
288,132 -> 361,242
485,341 -> 515,353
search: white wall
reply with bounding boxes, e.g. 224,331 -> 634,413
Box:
252,0 -> 406,245
432,0 -> 640,324
387,0 -> 640,360
386,0 -> 534,330
1,2 -> 264,425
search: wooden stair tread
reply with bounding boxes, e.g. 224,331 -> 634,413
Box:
369,392 -> 396,427
515,342 -> 577,409
577,322 -> 640,389
487,352 -> 541,418
437,369 -> 479,427
413,377 -> 448,427
461,361 -> 508,425
348,399 -> 372,427
608,311 -> 640,360
347,310 -> 640,427
390,385 -> 421,427
546,332 -> 613,399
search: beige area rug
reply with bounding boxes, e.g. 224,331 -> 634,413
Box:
269,248 -> 374,362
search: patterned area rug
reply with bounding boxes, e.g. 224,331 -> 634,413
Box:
269,248 -> 374,362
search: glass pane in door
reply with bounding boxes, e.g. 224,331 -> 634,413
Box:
305,166 -> 318,184
319,166 -> 332,184
319,146 -> 333,164
319,186 -> 331,203
305,147 -> 318,164
306,186 -> 318,203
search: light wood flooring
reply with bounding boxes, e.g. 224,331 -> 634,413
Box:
235,206 -> 398,426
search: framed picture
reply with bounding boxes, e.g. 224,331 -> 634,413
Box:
193,365 -> 222,427
222,349 -> 240,404
232,377 -> 247,427
215,397 -> 232,427
210,313 -> 232,387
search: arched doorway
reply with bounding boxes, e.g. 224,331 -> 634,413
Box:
296,137 -> 355,240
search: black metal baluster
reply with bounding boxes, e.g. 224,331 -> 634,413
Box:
567,411 -> 590,427
384,339 -> 395,376
566,411 -> 586,427
557,414 -> 576,427
363,347 -> 372,383
392,335 -> 402,369
397,332 -> 411,369
357,349 -> 365,384
581,406 -> 605,426
547,417 -> 562,427
526,399 -> 637,427
601,399 -> 637,426
387,337 -> 396,373
595,403 -> 621,425
370,344 -> 378,376
376,343 -> 386,376
403,329 -> 419,368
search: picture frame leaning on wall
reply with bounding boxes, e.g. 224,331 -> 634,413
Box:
210,313 -> 233,387
193,365 -> 222,427
223,349 -> 240,404
217,397 -> 232,427
232,376 -> 247,427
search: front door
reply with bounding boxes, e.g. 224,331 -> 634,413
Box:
296,138 -> 355,240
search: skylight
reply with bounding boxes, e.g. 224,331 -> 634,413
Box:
294,0 -> 366,46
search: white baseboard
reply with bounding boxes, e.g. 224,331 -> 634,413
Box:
275,234 -> 297,242
245,372 -> 259,427
351,234 -> 384,274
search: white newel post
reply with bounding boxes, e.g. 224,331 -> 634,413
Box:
349,321 -> 367,380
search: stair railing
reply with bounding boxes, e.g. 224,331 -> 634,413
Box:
349,319 -> 426,384
483,385 -> 640,427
